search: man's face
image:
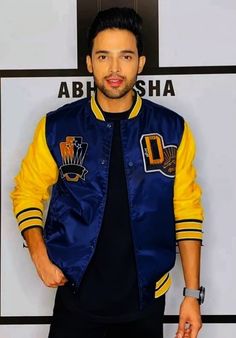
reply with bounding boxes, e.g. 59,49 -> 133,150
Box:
86,29 -> 146,100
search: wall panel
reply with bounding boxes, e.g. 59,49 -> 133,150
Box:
0,0 -> 235,337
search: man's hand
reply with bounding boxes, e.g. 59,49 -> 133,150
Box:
175,297 -> 202,338
33,254 -> 68,288
23,227 -> 68,287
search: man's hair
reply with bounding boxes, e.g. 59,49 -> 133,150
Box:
87,7 -> 144,56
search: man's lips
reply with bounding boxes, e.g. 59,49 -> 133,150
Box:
106,77 -> 124,87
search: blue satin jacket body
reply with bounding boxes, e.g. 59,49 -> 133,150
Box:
44,96 -> 184,309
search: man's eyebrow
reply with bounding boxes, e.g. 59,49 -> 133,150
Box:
95,50 -> 109,54
120,50 -> 136,54
95,50 -> 136,54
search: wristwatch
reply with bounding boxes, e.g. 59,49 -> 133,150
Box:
183,286 -> 205,305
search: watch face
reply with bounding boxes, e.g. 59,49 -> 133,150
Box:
199,286 -> 205,304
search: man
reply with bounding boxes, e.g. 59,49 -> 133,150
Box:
11,7 -> 204,338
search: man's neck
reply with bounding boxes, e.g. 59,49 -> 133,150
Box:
96,89 -> 134,113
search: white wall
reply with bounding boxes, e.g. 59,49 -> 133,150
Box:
0,0 -> 77,69
1,0 -> 235,337
159,0 -> 236,66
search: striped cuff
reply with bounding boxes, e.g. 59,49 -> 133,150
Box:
16,207 -> 43,233
175,219 -> 203,241
155,272 -> 172,298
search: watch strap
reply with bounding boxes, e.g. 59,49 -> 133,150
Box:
183,286 -> 205,304
183,288 -> 200,298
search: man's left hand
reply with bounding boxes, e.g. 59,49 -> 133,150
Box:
175,297 -> 202,338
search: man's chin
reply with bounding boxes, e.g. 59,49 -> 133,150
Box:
99,87 -> 131,100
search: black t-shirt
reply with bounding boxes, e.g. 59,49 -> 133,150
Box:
76,109 -> 140,320
62,107 -> 165,322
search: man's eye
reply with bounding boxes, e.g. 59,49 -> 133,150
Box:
98,55 -> 107,60
123,55 -> 132,60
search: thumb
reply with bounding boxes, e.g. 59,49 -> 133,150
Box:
175,317 -> 185,338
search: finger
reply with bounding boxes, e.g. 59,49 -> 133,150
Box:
184,328 -> 191,338
176,330 -> 185,338
58,278 -> 68,285
175,333 -> 184,338
44,277 -> 64,287
48,280 -> 65,287
56,282 -> 67,286
54,270 -> 66,283
176,327 -> 190,338
190,325 -> 201,338
49,276 -> 67,286
176,317 -> 186,338
46,282 -> 59,288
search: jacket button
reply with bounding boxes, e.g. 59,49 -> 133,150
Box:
107,123 -> 112,128
101,159 -> 106,165
128,161 -> 134,167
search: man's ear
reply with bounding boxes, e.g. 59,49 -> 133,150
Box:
86,55 -> 93,74
138,55 -> 146,74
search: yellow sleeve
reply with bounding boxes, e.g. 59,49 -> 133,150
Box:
10,116 -> 58,234
174,121 -> 204,241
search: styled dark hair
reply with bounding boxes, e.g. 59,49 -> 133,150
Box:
87,7 -> 144,56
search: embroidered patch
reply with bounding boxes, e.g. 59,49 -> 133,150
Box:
59,136 -> 88,182
140,133 -> 177,178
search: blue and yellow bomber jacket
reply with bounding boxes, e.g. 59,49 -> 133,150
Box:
11,93 -> 204,309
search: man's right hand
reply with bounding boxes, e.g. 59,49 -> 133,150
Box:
33,254 -> 68,287
23,227 -> 68,287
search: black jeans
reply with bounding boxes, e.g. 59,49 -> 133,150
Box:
48,286 -> 165,338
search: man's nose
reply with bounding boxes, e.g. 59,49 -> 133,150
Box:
109,57 -> 120,73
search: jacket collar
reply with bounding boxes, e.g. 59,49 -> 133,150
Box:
90,91 -> 142,121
